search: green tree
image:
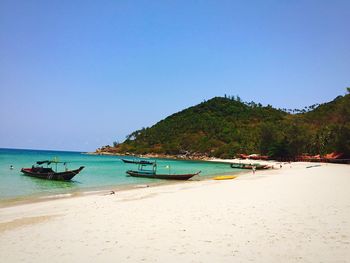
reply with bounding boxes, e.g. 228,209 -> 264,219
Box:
259,122 -> 280,155
268,139 -> 290,160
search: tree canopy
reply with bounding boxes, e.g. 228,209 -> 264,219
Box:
104,92 -> 350,159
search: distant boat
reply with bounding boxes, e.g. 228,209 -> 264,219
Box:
21,160 -> 84,181
121,158 -> 154,165
230,163 -> 270,170
125,161 -> 200,180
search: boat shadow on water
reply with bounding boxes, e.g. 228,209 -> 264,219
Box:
19,173 -> 82,193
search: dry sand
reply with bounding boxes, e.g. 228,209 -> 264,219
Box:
0,162 -> 349,262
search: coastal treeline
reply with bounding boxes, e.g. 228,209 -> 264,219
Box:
104,91 -> 350,159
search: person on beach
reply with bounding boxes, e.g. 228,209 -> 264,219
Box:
252,166 -> 256,174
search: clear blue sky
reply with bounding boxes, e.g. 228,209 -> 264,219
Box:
0,0 -> 349,151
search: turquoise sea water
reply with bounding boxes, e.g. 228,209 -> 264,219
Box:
0,148 -> 240,201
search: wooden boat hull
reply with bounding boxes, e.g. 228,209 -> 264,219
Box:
230,163 -> 270,170
21,166 -> 84,181
126,170 -> 200,180
230,163 -> 254,169
122,159 -> 154,165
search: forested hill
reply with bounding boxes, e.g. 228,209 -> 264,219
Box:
102,92 -> 350,159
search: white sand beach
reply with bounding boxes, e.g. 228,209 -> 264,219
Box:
0,162 -> 349,263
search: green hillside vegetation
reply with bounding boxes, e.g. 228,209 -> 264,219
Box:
107,92 -> 350,159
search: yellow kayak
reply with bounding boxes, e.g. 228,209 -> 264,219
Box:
213,175 -> 237,180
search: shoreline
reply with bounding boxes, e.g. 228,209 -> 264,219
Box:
0,163 -> 250,208
85,151 -> 212,161
0,159 -> 285,208
0,156 -> 306,208
88,151 -> 350,164
0,178 -> 213,208
0,156 -> 324,208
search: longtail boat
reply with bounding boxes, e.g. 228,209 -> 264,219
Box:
126,170 -> 200,180
125,161 -> 200,180
121,158 -> 154,165
230,163 -> 270,170
21,160 -> 84,181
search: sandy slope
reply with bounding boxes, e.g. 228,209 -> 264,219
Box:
0,162 -> 349,263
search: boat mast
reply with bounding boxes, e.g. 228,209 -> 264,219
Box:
53,157 -> 58,172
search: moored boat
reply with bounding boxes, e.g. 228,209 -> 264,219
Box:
126,170 -> 200,180
230,163 -> 270,170
125,161 -> 200,180
121,158 -> 154,165
21,160 -> 84,181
